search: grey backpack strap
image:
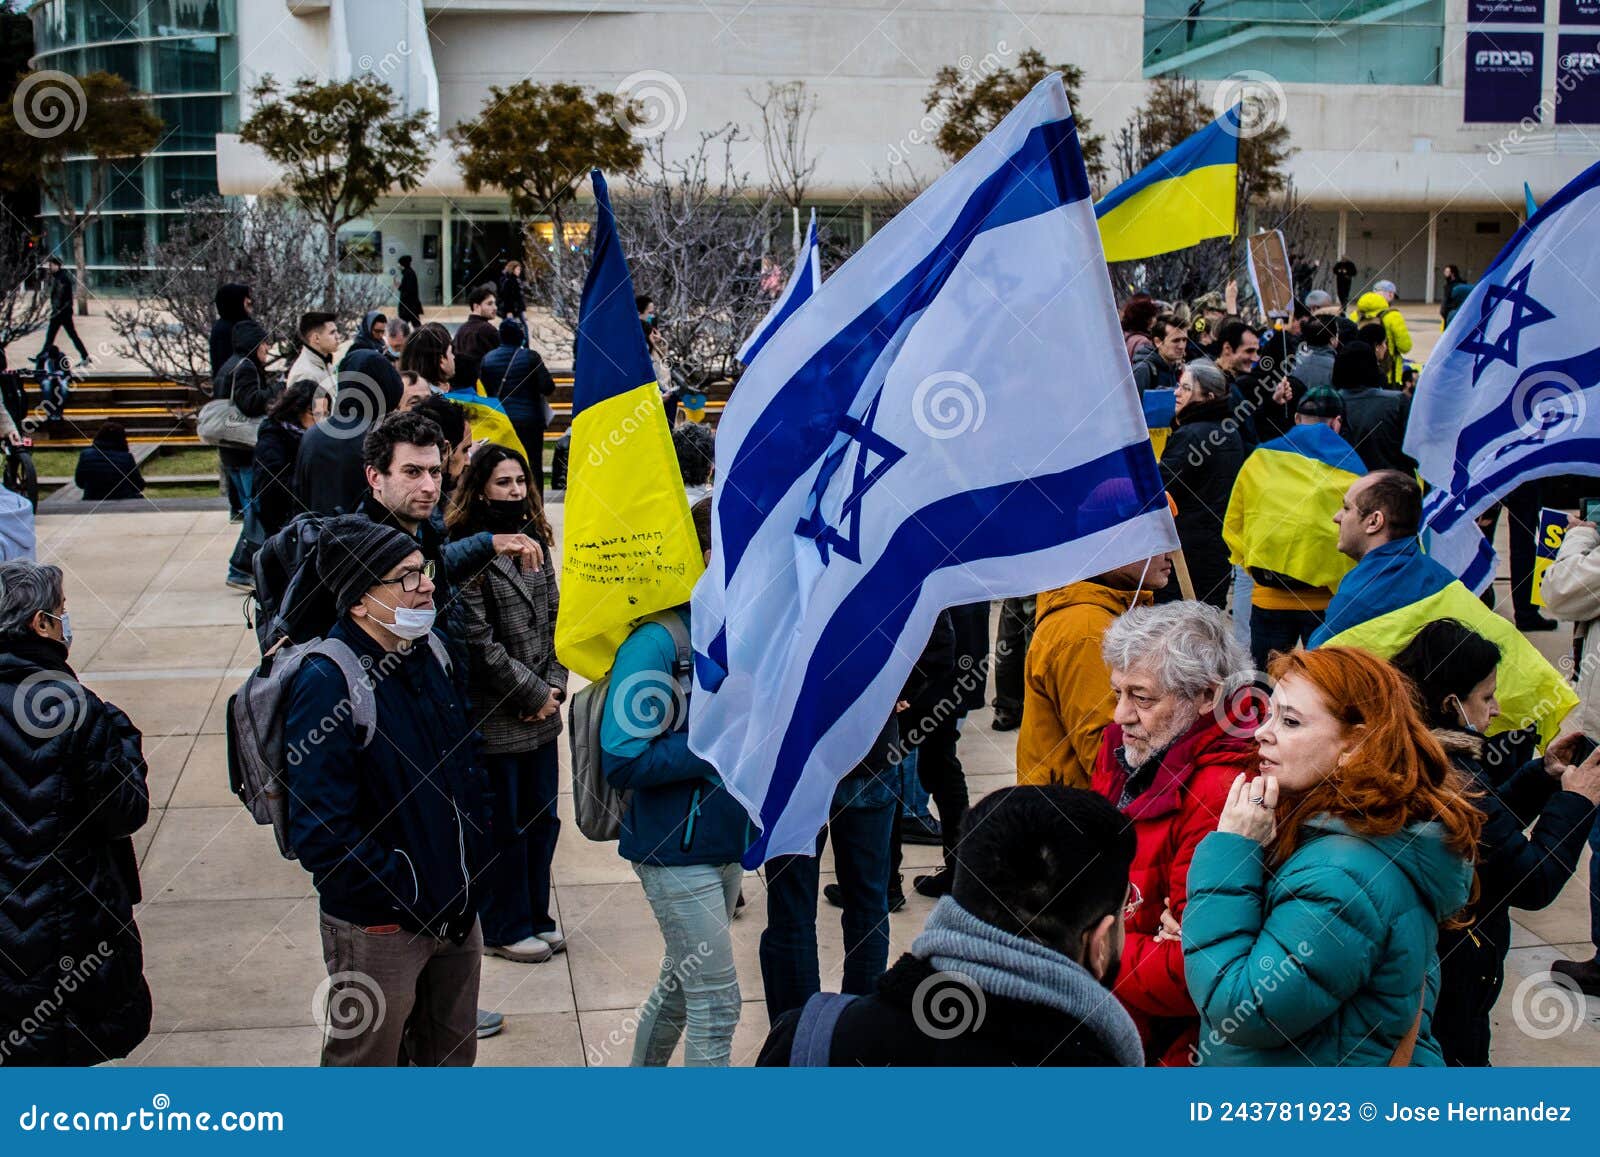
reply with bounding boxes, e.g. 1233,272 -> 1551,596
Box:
305,638 -> 378,748
423,630 -> 453,676
644,610 -> 693,693
788,991 -> 857,1067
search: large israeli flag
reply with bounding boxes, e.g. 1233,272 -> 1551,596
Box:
690,75 -> 1179,866
1407,157 -> 1600,594
738,209 -> 823,366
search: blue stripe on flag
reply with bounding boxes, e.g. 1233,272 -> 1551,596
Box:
717,116 -> 1093,588
741,440 -> 1163,866
1092,105 -> 1241,219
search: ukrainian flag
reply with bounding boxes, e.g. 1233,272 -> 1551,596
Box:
1143,388 -> 1175,460
555,170 -> 704,681
1311,539 -> 1576,744
440,386 -> 529,463
1223,424 -> 1363,592
1094,107 -> 1240,263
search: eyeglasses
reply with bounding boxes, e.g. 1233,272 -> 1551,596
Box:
373,560 -> 436,593
1123,881 -> 1144,920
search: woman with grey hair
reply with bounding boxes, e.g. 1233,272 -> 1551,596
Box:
1158,360 -> 1245,609
1088,600 -> 1262,1065
0,560 -> 151,1064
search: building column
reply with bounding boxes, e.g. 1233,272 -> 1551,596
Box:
1336,209 -> 1348,260
862,204 -> 873,243
1424,209 -> 1438,305
441,202 -> 453,307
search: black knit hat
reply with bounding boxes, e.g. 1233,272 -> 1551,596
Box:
315,515 -> 424,615
1297,386 -> 1346,419
1332,341 -> 1383,391
232,318 -> 268,356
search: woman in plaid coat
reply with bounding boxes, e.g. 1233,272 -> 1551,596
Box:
448,445 -> 568,964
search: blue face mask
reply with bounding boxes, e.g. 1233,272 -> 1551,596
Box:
44,610 -> 71,649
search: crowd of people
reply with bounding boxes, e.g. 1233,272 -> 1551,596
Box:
2,263 -> 1598,1074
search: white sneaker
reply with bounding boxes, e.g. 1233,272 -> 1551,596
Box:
536,928 -> 567,954
484,936 -> 553,963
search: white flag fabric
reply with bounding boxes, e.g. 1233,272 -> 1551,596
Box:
1407,157 -> 1600,590
738,209 -> 823,366
690,74 -> 1179,866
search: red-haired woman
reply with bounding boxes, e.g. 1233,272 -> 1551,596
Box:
1181,646 -> 1481,1065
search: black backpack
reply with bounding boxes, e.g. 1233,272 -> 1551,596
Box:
249,514 -> 339,654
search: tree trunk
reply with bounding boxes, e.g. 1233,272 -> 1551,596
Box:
324,219 -> 340,311
549,201 -> 565,282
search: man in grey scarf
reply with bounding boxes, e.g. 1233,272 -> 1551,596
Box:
757,786 -> 1144,1066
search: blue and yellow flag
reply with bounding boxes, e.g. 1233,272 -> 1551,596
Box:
555,170 -> 704,681
1094,107 -> 1240,263
1223,424 -> 1364,593
1312,539 -> 1576,745
441,387 -> 529,463
1143,388 -> 1175,460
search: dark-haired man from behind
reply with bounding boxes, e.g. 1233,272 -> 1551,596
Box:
757,785 -> 1144,1066
452,284 -> 500,391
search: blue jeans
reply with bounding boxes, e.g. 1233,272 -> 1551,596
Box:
478,744 -> 560,945
1249,604 -> 1323,672
224,464 -> 263,583
631,861 -> 742,1066
1231,567 -> 1254,650
897,748 -> 931,820
759,797 -> 895,1023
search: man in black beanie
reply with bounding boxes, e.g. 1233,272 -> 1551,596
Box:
283,515 -> 491,1066
1330,340 -> 1413,474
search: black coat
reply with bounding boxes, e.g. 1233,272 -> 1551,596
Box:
1131,344 -> 1180,394
1436,740 -> 1596,1066
497,271 -> 526,317
74,445 -> 144,501
293,351 -> 403,517
398,267 -> 423,322
252,419 -> 304,537
0,645 -> 151,1065
1338,387 -> 1414,473
284,619 -> 490,939
1159,396 -> 1245,607
209,283 -> 251,377
757,953 -> 1126,1066
213,328 -> 278,470
48,268 -> 74,319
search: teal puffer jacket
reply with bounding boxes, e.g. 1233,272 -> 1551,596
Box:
1181,815 -> 1472,1066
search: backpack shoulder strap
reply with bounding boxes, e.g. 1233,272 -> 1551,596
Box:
787,991 -> 857,1067
423,630 -> 453,677
642,610 -> 692,690
304,637 -> 378,748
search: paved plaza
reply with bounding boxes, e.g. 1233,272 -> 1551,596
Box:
34,506 -> 1598,1067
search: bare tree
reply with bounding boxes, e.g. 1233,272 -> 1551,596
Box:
616,127 -> 777,383
106,196 -> 382,390
0,226 -> 49,352
750,81 -> 820,252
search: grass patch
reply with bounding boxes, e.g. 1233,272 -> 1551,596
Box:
31,449 -> 76,478
143,448 -> 221,478
144,481 -> 225,500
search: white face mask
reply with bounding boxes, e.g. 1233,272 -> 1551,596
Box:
369,596 -> 436,641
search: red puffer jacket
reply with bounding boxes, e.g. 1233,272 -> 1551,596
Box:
1091,711 -> 1258,1066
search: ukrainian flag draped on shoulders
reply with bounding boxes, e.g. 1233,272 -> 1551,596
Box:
1311,538 -> 1576,744
440,386 -> 528,461
1094,106 -> 1240,263
1223,423 -> 1363,593
555,170 -> 704,681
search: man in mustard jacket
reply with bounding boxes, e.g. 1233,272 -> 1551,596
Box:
1016,554 -> 1172,788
